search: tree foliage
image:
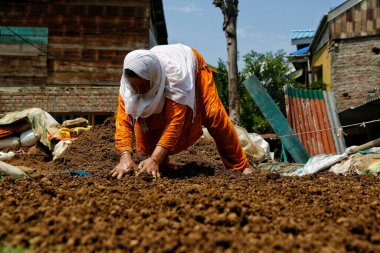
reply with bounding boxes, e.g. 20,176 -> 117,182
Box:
213,59 -> 229,110
214,50 -> 296,134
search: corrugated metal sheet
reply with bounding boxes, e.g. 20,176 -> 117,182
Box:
289,45 -> 310,55
284,86 -> 346,155
323,91 -> 346,154
291,29 -> 316,40
339,96 -> 380,125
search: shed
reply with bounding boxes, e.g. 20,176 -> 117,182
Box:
0,0 -> 168,124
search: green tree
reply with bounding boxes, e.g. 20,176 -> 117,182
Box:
213,59 -> 229,110
214,50 -> 296,134
240,50 -> 295,133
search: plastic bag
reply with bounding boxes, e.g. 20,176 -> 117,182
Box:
0,161 -> 26,176
289,153 -> 348,176
0,136 -> 20,149
52,140 -> 72,161
202,126 -> 271,162
248,132 -> 271,160
20,129 -> 38,147
234,126 -> 270,162
0,151 -> 15,161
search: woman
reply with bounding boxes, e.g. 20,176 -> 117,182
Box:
111,44 -> 252,179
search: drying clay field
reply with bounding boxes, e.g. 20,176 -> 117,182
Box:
1,119 -> 380,253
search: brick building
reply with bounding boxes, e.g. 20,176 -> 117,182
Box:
288,0 -> 380,112
0,0 -> 167,124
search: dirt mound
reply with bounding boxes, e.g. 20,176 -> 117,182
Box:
54,117 -> 230,178
1,118 -> 380,253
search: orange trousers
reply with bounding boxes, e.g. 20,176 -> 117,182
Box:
115,49 -> 248,171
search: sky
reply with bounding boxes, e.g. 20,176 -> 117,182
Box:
162,0 -> 347,68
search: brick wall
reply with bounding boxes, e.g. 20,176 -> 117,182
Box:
331,37 -> 380,111
0,87 -> 118,114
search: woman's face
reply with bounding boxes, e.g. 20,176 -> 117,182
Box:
127,76 -> 151,94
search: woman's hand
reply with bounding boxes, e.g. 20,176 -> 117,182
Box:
136,157 -> 161,180
110,153 -> 137,179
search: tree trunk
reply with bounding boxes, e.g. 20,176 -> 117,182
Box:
225,16 -> 239,124
213,0 -> 240,125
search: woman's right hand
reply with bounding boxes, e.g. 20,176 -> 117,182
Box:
110,154 -> 137,179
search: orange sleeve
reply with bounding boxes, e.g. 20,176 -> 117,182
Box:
114,94 -> 134,153
157,99 -> 188,153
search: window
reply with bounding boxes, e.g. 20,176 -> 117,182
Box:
312,65 -> 323,82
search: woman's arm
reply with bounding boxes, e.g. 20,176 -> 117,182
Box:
115,94 -> 134,153
111,94 -> 137,179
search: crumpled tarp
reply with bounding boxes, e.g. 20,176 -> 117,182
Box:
288,153 -> 348,176
203,125 -> 271,163
0,108 -> 60,150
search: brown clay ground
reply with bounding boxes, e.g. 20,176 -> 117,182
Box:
1,119 -> 380,253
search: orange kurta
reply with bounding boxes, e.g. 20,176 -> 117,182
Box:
115,49 -> 248,171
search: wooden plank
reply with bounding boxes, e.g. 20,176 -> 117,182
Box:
0,65 -> 47,76
47,48 -> 126,62
335,15 -> 342,37
347,8 -> 354,37
367,0 -> 375,34
49,71 -> 119,80
48,15 -> 150,26
47,72 -> 119,86
376,1 -> 380,30
48,41 -> 147,51
52,59 -> 121,68
361,0 -> 368,35
0,77 -> 47,86
0,56 -> 47,67
48,35 -> 148,47
341,12 -> 347,37
59,0 -> 150,7
0,44 -> 46,56
354,4 -> 362,36
244,75 -> 310,163
51,64 -> 120,74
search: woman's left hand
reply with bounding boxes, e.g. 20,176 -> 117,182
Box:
136,157 -> 161,180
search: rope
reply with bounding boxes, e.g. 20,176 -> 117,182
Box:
277,118 -> 380,138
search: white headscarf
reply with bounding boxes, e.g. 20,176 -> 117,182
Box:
120,44 -> 196,120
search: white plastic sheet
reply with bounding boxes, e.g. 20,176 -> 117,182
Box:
0,136 -> 20,149
52,140 -> 72,161
202,126 -> 271,162
0,151 -> 15,161
20,129 -> 38,147
288,153 -> 348,176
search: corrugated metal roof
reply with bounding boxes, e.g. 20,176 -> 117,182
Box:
339,96 -> 380,125
284,86 -> 346,155
289,45 -> 310,55
291,29 -> 316,40
340,96 -> 380,112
